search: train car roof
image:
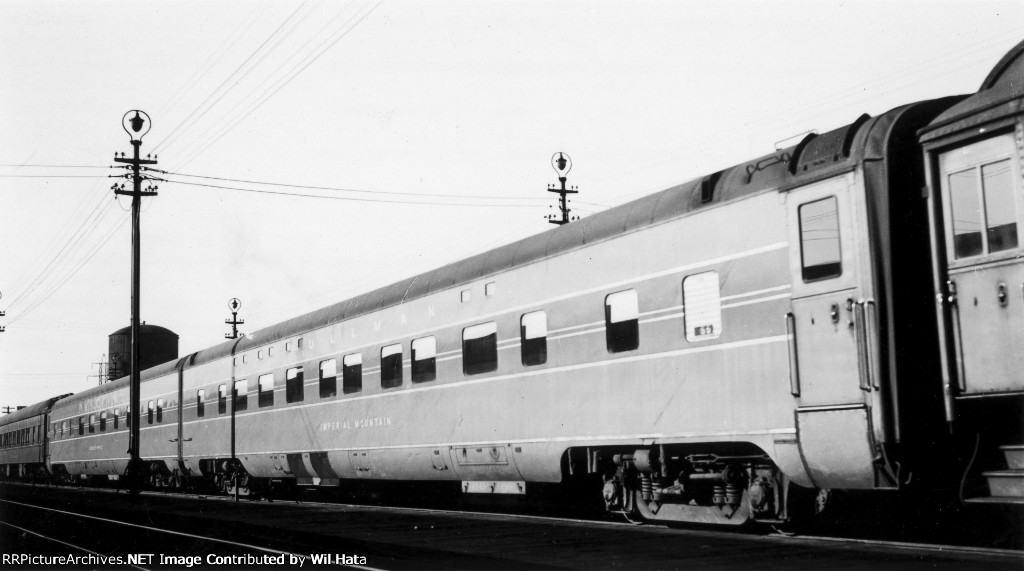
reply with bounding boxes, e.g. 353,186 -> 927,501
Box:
0,394 -> 71,426
55,357 -> 185,410
920,39 -> 1024,144
52,378 -> 125,411
191,97 -> 955,366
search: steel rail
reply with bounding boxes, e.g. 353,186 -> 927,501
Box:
0,520 -> 150,571
0,497 -> 385,571
5,483 -> 1020,561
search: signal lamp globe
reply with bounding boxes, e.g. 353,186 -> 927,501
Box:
122,110 -> 151,143
551,152 -> 572,180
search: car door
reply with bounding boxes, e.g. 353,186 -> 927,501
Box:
937,132 -> 1024,396
786,172 -> 890,489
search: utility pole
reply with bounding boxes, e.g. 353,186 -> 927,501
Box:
108,353 -> 122,382
111,110 -> 158,500
225,298 -> 244,339
1,291 -> 6,333
91,355 -> 108,385
546,152 -> 579,225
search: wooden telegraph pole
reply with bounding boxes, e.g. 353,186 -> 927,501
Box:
112,110 -> 158,500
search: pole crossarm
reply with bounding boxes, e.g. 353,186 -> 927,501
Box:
114,189 -> 158,197
113,157 -> 159,165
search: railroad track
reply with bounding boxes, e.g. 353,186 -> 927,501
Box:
2,482 -> 1021,570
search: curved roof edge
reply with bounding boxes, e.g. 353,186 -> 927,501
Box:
920,39 -> 1024,143
58,357 -> 187,409
981,39 -> 1024,90
0,394 -> 71,426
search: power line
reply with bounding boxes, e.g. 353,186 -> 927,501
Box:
163,3 -> 318,158
0,164 -> 108,169
159,177 -> 541,208
2,181 -> 109,303
172,1 -> 383,171
148,167 -> 545,201
6,197 -> 126,322
0,373 -> 92,377
0,174 -> 108,178
3,165 -> 550,204
151,6 -> 269,122
4,185 -> 115,309
6,215 -> 127,326
150,1 -> 312,155
167,1 -> 349,162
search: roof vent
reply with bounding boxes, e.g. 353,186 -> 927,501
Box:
744,153 -> 791,184
699,171 -> 723,203
792,113 -> 870,174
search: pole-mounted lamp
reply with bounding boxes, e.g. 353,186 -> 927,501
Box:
122,110 -> 151,143
547,152 -> 578,225
551,152 -> 572,182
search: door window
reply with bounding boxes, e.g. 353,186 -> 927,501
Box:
941,134 -> 1021,260
799,196 -> 842,281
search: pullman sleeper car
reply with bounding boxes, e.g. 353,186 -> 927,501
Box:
3,40 -> 1022,526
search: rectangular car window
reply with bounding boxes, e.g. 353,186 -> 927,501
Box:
521,311 -> 547,366
234,379 -> 248,412
463,322 -> 498,375
381,344 -> 403,389
319,359 -> 337,398
343,353 -> 362,394
286,367 -> 304,403
412,336 -> 436,383
605,290 -> 639,353
258,373 -> 275,408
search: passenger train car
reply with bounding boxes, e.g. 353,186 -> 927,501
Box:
3,40 -> 1022,526
0,396 -> 69,480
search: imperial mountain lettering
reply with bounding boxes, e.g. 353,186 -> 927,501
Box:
319,416 -> 392,431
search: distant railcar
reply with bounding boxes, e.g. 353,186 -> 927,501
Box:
0,396 -> 69,480
8,40 -> 1022,526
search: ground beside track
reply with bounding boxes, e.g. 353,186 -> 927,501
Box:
1,484 -> 1022,570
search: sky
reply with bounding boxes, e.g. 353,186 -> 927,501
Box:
1,0 -> 1023,409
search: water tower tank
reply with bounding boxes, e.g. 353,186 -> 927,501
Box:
107,323 -> 178,381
